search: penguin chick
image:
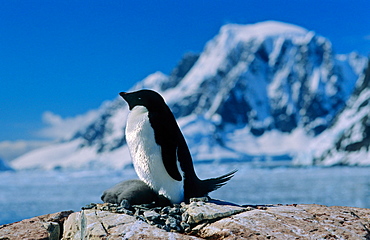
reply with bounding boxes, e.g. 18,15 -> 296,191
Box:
101,179 -> 170,206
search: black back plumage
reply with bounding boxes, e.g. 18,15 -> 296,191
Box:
120,89 -> 236,201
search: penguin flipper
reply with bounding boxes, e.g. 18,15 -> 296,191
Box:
161,145 -> 182,181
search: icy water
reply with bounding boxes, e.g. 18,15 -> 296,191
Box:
1,163 -> 370,225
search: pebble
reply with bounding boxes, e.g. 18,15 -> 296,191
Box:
165,216 -> 179,229
120,199 -> 131,209
82,197 -> 251,233
144,210 -> 160,221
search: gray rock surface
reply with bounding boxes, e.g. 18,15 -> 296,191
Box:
2,203 -> 370,239
0,211 -> 73,240
182,200 -> 247,224
198,204 -> 370,239
62,210 -> 199,240
62,203 -> 370,239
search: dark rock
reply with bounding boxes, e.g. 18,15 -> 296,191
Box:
143,210 -> 160,221
165,216 -> 180,229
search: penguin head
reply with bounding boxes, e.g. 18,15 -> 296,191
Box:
119,89 -> 166,111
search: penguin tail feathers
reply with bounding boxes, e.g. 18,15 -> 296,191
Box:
200,169 -> 237,194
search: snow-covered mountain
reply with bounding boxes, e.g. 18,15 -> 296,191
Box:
11,21 -> 368,170
294,58 -> 370,166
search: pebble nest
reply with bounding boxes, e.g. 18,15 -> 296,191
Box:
82,197 -> 252,233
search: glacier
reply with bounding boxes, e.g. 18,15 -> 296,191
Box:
11,21 -> 368,170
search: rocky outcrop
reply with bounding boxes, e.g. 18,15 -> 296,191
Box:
0,211 -> 73,240
2,203 -> 370,239
198,204 -> 370,239
62,209 -> 197,240
61,202 -> 370,240
62,198 -> 248,239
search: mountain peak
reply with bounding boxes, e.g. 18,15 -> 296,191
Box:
219,21 -> 308,40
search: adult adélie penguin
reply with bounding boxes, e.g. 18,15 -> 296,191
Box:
119,89 -> 236,204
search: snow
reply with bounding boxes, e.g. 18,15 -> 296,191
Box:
0,140 -> 51,161
268,36 -> 286,66
11,139 -> 132,170
225,127 -> 313,156
294,68 -> 370,166
220,21 -> 308,42
309,68 -> 320,93
38,105 -> 106,140
347,52 -> 368,75
133,71 -> 169,91
166,21 -> 309,102
101,106 -> 127,144
12,140 -> 89,170
177,114 -> 313,163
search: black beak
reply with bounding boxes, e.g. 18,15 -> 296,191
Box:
119,92 -> 130,102
119,92 -> 133,110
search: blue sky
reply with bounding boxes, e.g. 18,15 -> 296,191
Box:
0,0 -> 369,142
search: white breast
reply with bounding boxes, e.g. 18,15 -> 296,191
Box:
125,106 -> 184,203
